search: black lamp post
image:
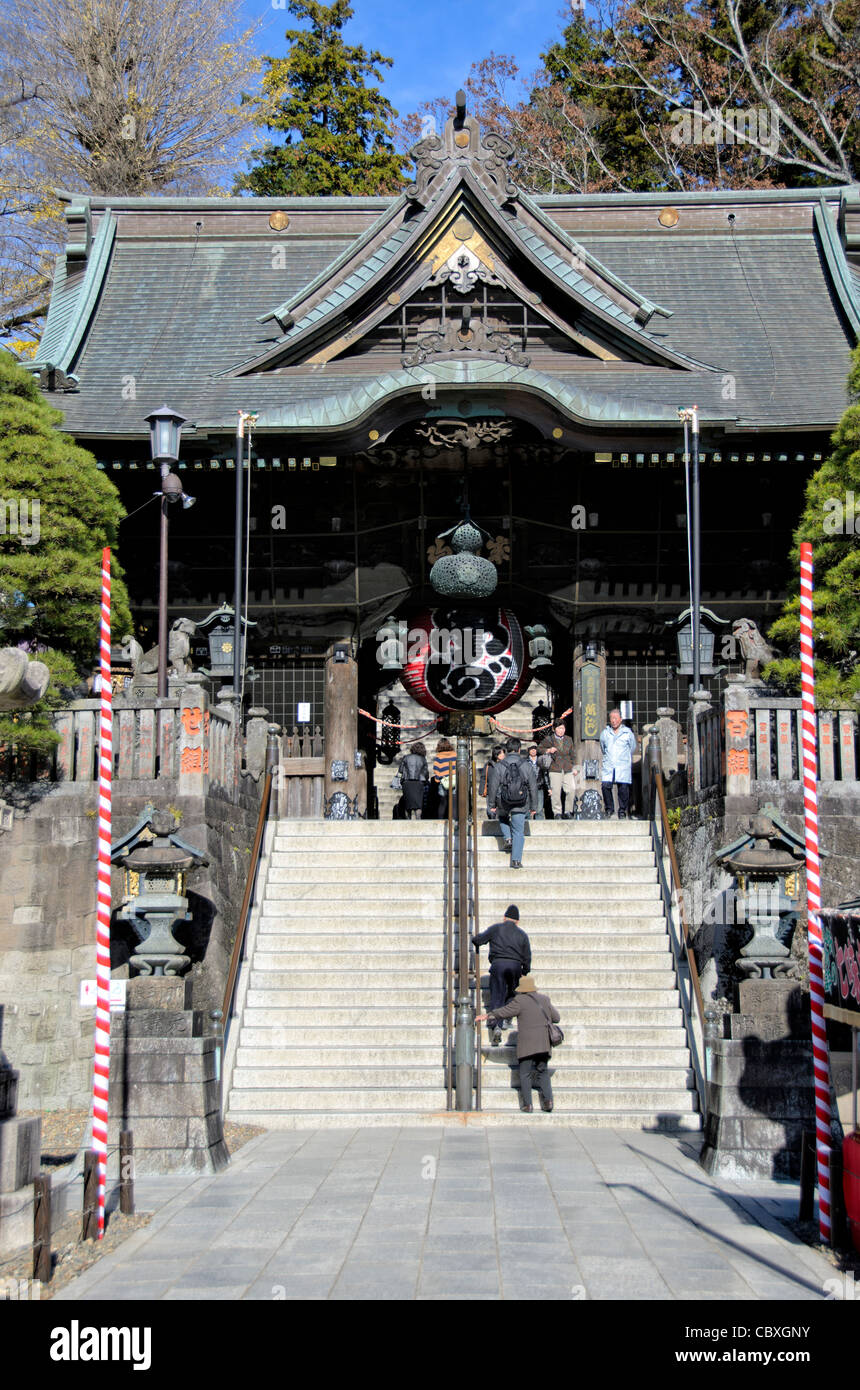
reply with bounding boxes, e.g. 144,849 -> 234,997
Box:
145,406 -> 189,698
679,405 -> 701,693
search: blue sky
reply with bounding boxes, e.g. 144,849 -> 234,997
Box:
240,0 -> 568,116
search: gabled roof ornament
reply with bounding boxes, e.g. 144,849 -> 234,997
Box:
406,90 -> 517,207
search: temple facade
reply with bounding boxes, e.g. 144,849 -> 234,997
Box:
31,102 -> 860,780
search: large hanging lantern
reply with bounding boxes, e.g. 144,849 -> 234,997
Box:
400,607 -> 530,714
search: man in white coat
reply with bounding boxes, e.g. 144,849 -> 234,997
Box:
600,709 -> 638,818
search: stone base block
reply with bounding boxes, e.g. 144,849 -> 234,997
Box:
0,1186 -> 34,1257
0,1115 -> 40,1192
108,1021 -> 226,1175
700,1035 -> 817,1180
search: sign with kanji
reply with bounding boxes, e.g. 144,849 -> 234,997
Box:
580,662 -> 601,740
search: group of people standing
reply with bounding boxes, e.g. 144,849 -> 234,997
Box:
395,711 -> 638,834
394,737 -> 457,820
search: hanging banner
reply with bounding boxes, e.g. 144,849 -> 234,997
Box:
822,907 -> 860,1029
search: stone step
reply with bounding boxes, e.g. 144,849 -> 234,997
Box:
263,884 -> 662,902
231,1062 -> 695,1090
251,945 -> 673,967
235,1045 -> 446,1067
254,929 -> 670,950
246,969 -> 680,993
234,1041 -> 691,1068
224,1109 -> 703,1130
272,822 -> 651,839
270,848 -> 656,866
257,913 -> 667,931
267,864 -> 662,886
242,1004 -> 447,1024
237,1023 -> 690,1048
226,1085 -> 699,1112
251,932 -> 671,953
478,1064 -> 696,1089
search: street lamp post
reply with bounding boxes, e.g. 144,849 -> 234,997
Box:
145,406 -> 188,699
679,405 -> 701,694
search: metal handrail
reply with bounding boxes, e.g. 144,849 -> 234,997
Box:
222,769 -> 273,1049
650,766 -> 706,1030
471,753 -> 482,1111
649,764 -> 709,1114
445,770 -> 455,1110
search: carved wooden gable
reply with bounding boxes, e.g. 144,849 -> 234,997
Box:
227,94 -> 710,380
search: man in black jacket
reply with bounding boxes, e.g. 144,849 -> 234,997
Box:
472,905 -> 531,1046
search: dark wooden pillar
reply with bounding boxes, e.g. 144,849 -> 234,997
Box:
323,638 -> 365,815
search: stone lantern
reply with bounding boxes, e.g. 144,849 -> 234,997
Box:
112,807 -> 208,976
715,808 -> 807,979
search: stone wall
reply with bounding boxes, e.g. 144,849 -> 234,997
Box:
0,769 -> 262,1111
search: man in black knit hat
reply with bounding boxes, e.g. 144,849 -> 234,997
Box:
472,905 -> 531,1047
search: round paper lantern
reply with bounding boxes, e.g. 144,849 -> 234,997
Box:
400,607 -> 530,714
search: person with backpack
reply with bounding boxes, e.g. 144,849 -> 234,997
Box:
477,975 -> 562,1112
486,736 -> 539,868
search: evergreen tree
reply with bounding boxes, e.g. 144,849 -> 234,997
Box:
0,352 -> 132,752
766,348 -> 860,705
236,0 -> 407,197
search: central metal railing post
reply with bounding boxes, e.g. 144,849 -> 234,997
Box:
472,752 -> 482,1111
454,736 -> 473,1110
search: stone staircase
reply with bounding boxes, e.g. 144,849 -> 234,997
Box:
225,818 -> 701,1129
474,820 -> 699,1127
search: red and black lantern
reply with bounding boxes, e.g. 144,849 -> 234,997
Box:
400,607 -> 530,715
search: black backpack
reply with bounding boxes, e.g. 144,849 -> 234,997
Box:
498,757 -> 529,810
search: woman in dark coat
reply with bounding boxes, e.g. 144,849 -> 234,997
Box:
477,976 -> 561,1113
398,741 -> 428,820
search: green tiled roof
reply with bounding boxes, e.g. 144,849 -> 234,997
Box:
33,212 -> 116,376
32,184 -> 860,441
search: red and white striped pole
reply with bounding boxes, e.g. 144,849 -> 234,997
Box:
799,540 -> 832,1244
92,547 -> 112,1239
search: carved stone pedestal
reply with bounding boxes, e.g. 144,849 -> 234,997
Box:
108,978 -> 228,1175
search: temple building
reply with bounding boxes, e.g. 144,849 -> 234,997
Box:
30,99 -> 860,780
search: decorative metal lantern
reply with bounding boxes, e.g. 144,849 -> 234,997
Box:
144,404 -> 186,464
670,605 -> 728,677
197,604 -> 255,678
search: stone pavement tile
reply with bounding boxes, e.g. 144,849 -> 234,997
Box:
417,1275 -> 502,1299
577,1256 -> 673,1298
422,1251 -> 500,1273
427,1217 -> 496,1235
165,1286 -> 252,1301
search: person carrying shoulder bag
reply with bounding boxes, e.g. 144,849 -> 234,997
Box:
477,975 -> 562,1113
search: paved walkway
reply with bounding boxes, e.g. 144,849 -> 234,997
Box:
53,1129 -> 835,1301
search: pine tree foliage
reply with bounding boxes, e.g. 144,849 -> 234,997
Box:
236,0 -> 407,196
0,352 -> 132,751
766,347 -> 860,705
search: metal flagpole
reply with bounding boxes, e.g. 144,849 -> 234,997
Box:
92,548 -> 112,1238
798,540 -> 833,1244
